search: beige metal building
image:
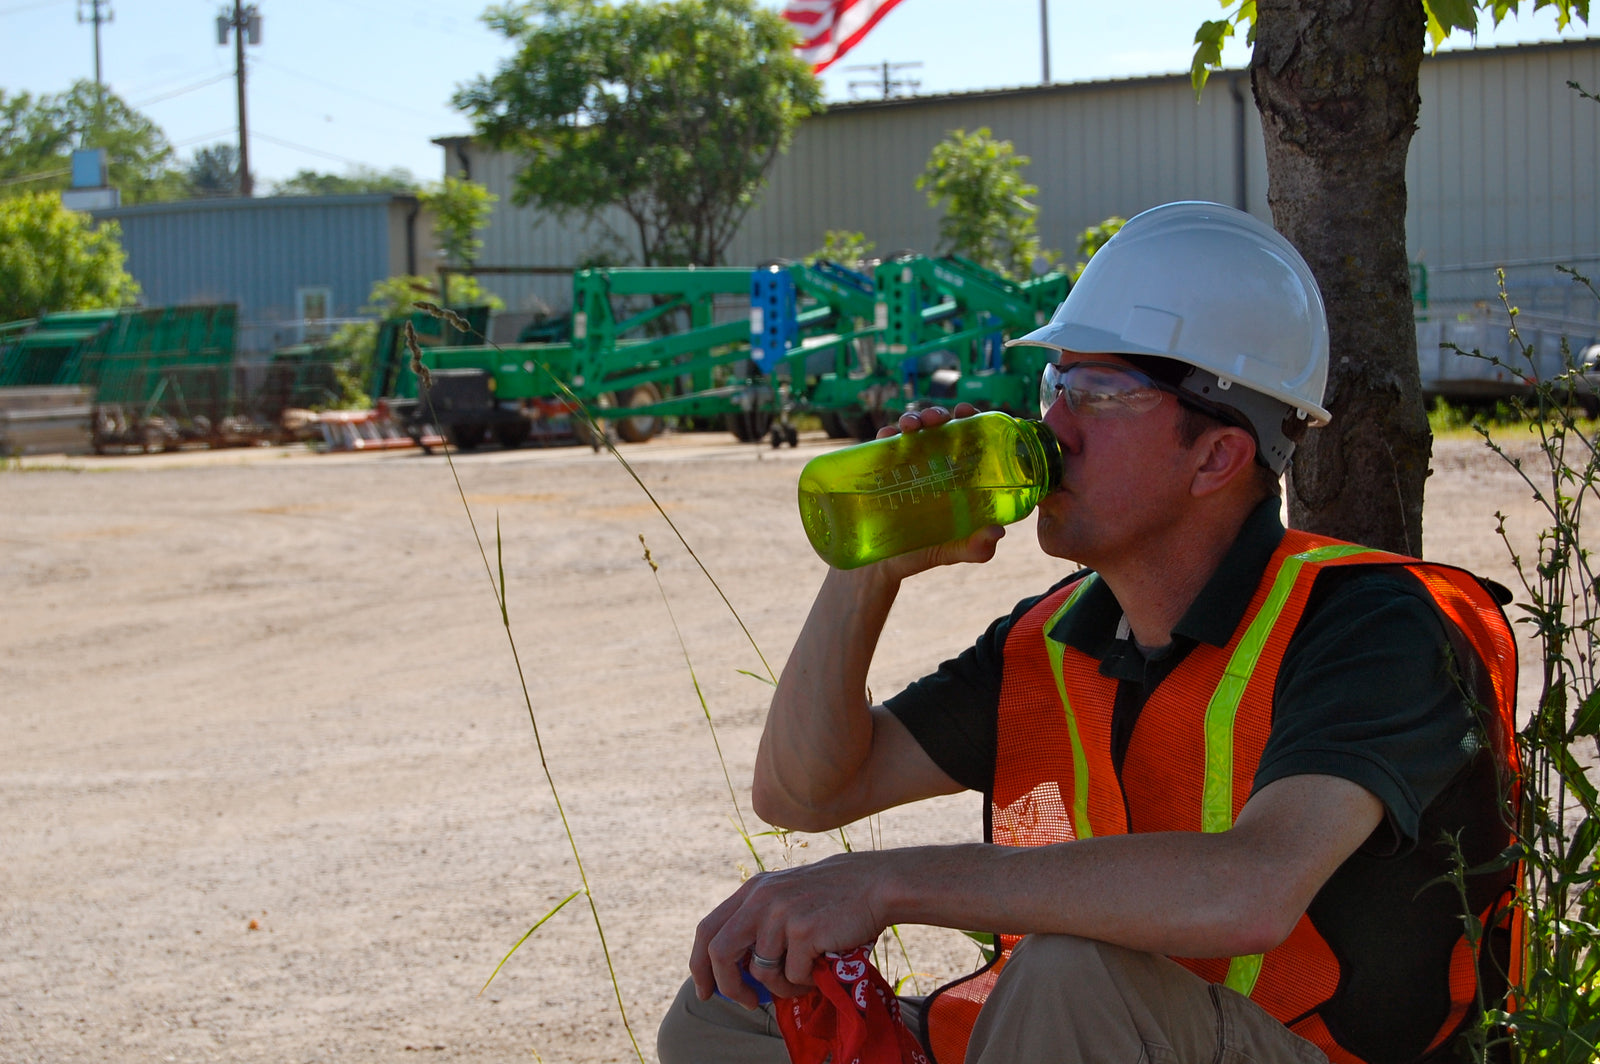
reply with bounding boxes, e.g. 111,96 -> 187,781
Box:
439,38 -> 1600,335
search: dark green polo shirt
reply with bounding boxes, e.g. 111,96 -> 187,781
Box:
885,497 -> 1479,852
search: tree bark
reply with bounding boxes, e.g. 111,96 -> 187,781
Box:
1252,0 -> 1432,557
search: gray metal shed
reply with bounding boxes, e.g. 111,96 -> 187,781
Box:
441,37 -> 1600,332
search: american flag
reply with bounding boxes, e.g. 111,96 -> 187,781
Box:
782,0 -> 907,73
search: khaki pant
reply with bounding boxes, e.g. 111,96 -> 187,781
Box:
657,934 -> 1329,1063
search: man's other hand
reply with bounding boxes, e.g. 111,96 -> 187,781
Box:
689,854 -> 888,1009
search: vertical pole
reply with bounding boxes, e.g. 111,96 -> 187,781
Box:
234,0 -> 253,196
78,0 -> 111,135
881,60 -> 890,99
1040,0 -> 1051,84
91,1 -> 103,88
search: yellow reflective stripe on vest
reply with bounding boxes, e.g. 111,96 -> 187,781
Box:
1042,576 -> 1100,840
1208,542 -> 1376,996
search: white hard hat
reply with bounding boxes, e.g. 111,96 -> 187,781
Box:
1009,201 -> 1330,473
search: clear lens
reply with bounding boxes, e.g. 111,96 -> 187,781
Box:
1039,361 -> 1166,418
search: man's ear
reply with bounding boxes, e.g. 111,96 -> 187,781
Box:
1190,425 -> 1259,498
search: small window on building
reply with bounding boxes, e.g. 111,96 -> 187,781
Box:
297,286 -> 333,342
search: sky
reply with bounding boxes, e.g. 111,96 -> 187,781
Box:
1,0 -> 1592,189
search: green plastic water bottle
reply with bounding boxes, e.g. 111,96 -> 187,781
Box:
797,411 -> 1063,570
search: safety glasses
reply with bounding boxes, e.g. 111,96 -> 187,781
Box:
1039,360 -> 1247,431
1039,360 -> 1185,419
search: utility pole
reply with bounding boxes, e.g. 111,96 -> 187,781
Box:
77,0 -> 112,92
216,2 -> 262,197
1040,0 -> 1051,84
843,60 -> 923,100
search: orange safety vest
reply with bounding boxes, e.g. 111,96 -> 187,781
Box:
921,530 -> 1520,1064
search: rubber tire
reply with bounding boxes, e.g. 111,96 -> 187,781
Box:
819,411 -> 853,439
449,422 -> 486,450
727,411 -> 774,443
494,421 -> 531,449
850,410 -> 892,442
614,382 -> 664,443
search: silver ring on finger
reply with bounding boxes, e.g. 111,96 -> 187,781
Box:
749,950 -> 782,970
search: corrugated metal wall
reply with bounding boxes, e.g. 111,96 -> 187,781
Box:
1408,41 -> 1600,319
95,195 -> 406,353
452,39 -> 1599,321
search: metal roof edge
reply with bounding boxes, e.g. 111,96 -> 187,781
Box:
425,36 -> 1600,145
91,192 -> 420,220
819,35 -> 1600,114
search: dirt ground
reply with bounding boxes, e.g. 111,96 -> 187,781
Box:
0,429 -> 1555,1064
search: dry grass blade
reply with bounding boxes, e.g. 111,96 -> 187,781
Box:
402,323 -> 645,1063
639,534 -> 765,872
409,300 -> 776,685
480,889 -> 583,995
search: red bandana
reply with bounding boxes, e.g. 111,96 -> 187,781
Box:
773,945 -> 928,1064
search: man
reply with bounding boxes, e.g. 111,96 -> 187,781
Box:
659,202 -> 1517,1064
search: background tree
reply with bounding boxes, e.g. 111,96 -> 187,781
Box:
453,0 -> 822,266
0,82 -> 186,203
269,166 -> 419,197
1071,215 -> 1125,280
185,143 -> 239,198
1193,0 -> 1591,555
419,175 -> 497,268
0,191 -> 139,321
917,127 -> 1056,281
807,229 -> 876,271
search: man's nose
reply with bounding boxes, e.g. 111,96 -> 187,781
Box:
1042,392 -> 1082,452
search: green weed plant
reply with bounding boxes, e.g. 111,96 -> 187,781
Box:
1446,266 -> 1600,1061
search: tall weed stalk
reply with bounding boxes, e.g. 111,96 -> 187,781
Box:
404,320 -> 644,1062
1451,267 -> 1600,1061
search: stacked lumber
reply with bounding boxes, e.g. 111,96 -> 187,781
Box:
0,387 -> 93,456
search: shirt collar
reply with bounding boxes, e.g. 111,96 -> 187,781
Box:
1048,496 -> 1287,657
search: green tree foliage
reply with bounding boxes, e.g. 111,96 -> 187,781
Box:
0,82 -> 186,203
185,143 -> 239,198
454,0 -> 822,266
420,176 -> 497,267
1071,216 -> 1125,281
806,229 -> 876,270
0,191 -> 139,321
1192,0 -> 1591,93
916,127 -> 1055,282
364,274 -> 502,319
269,166 -> 419,197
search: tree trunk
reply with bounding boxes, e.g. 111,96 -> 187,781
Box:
1252,0 -> 1432,557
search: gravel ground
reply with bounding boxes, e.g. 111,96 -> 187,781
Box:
0,430 -> 1554,1063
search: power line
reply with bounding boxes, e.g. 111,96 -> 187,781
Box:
0,166 -> 72,188
171,127 -> 240,149
251,129 -> 370,168
251,56 -> 453,121
132,70 -> 234,108
0,0 -> 68,17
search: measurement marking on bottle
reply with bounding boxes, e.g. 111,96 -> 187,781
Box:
867,453 -> 979,508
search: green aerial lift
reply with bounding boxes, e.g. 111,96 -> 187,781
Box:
378,255 -> 1070,451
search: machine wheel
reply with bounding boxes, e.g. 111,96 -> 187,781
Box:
569,415 -> 602,451
784,424 -> 799,448
850,410 -> 892,442
819,411 -> 853,439
449,422 -> 486,450
613,382 -> 664,443
493,420 -> 531,449
140,422 -> 172,454
727,411 -> 774,443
